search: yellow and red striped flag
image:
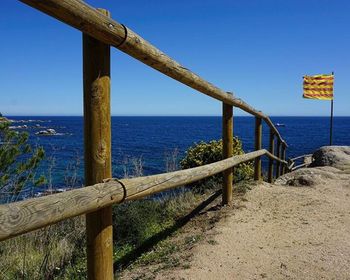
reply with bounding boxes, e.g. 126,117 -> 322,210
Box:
303,74 -> 334,100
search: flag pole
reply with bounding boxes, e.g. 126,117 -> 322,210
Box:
329,71 -> 334,146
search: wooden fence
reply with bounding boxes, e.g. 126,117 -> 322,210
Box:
1,1 -> 291,278
289,154 -> 313,171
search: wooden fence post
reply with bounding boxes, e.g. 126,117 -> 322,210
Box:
83,8 -> 113,280
254,117 -> 262,181
222,102 -> 233,205
281,144 -> 286,175
276,139 -> 281,178
268,130 -> 275,183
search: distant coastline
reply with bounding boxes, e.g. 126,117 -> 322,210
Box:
0,116 -> 10,123
4,115 -> 350,118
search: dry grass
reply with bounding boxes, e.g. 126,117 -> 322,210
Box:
0,217 -> 85,279
0,149 -> 254,279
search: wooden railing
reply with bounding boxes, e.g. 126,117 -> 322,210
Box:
0,149 -> 287,242
1,1 -> 290,278
289,154 -> 313,171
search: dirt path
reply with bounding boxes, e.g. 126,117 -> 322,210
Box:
160,167 -> 350,280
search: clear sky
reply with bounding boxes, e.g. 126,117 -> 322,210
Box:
0,0 -> 349,116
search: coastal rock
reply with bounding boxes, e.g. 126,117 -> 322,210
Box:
275,166 -> 340,187
35,128 -> 57,136
276,146 -> 350,187
9,125 -> 28,129
0,117 -> 10,123
310,146 -> 350,171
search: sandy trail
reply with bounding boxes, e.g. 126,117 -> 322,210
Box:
163,167 -> 350,280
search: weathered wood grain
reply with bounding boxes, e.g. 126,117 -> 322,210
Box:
123,150 -> 269,201
291,163 -> 308,171
19,0 -> 287,146
281,144 -> 286,175
0,181 -> 125,242
222,103 -> 233,205
254,117 -> 262,181
265,151 -> 287,165
268,131 -> 275,183
290,154 -> 312,161
288,161 -> 296,171
0,150 -> 269,242
0,148 -> 288,242
264,116 -> 288,147
276,139 -> 281,178
83,8 -> 113,279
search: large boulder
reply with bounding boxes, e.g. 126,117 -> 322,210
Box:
310,146 -> 350,171
276,146 -> 350,187
275,166 -> 340,187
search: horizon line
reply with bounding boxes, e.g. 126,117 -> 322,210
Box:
5,115 -> 350,118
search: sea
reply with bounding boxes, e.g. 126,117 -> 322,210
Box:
6,116 -> 350,193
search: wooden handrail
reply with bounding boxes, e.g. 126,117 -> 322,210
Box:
265,150 -> 287,164
19,0 -> 287,146
288,161 -> 295,170
290,154 -> 312,161
289,154 -> 314,171
4,3 -> 292,277
264,117 -> 288,147
0,149 -> 287,242
291,163 -> 309,171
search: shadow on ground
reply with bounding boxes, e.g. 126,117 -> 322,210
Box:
113,189 -> 222,272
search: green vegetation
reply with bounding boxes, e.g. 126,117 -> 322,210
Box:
0,121 -> 46,202
0,190 -> 203,278
180,137 -> 254,191
0,218 -> 86,279
0,137 -> 253,278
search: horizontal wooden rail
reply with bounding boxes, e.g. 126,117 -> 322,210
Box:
265,150 -> 287,164
264,117 -> 288,147
0,149 -> 287,242
291,163 -> 309,171
288,161 -> 295,170
290,154 -> 312,161
19,0 -> 286,146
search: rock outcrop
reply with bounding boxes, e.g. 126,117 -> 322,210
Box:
35,128 -> 58,136
310,146 -> 350,171
276,146 -> 350,187
0,117 -> 10,123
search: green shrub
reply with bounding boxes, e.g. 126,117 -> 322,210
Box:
180,138 -> 253,190
113,200 -> 173,249
0,121 -> 46,202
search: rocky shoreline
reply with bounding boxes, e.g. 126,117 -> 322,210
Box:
0,116 -> 65,136
0,116 -> 10,123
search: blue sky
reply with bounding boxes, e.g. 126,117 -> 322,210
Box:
0,0 -> 349,116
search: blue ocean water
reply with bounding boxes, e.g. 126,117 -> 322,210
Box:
7,116 -> 350,189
